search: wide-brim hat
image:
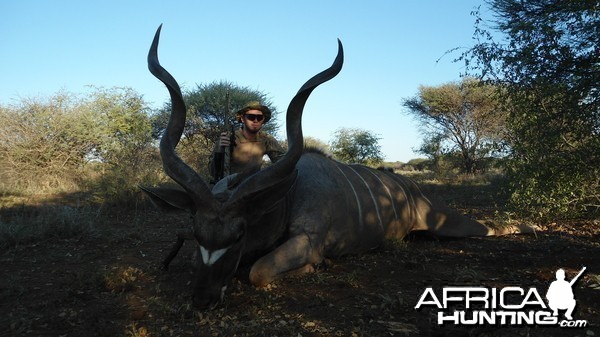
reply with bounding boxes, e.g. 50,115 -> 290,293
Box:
235,101 -> 271,123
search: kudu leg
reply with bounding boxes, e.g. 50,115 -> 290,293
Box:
249,234 -> 321,287
162,229 -> 195,270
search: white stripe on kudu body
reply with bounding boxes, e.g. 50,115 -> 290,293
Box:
334,162 -> 364,230
347,165 -> 384,230
364,169 -> 399,220
385,173 -> 426,226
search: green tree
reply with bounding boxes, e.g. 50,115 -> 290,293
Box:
416,134 -> 446,172
330,128 -> 384,165
403,78 -> 506,174
151,81 -> 281,176
82,87 -> 158,202
461,0 -> 599,218
152,80 -> 280,146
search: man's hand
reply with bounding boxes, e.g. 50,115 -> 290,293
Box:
216,132 -> 231,151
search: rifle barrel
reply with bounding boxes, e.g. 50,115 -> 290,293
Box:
569,267 -> 586,286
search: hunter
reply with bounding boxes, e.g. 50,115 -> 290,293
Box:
209,101 -> 285,182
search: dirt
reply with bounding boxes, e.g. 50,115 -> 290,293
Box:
1,205 -> 599,336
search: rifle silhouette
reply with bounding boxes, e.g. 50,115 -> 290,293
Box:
212,89 -> 234,183
569,267 -> 586,286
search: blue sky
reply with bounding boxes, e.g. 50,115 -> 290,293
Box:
1,1 -> 492,162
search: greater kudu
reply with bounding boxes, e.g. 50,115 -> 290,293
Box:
142,25 -> 533,309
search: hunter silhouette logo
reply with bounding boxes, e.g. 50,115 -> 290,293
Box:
415,266 -> 588,328
546,267 -> 586,321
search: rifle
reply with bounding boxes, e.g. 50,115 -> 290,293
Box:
212,90 -> 233,183
569,267 -> 586,286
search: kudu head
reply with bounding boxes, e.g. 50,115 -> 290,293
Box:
142,25 -> 343,309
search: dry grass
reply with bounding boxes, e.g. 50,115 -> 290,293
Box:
0,202 -> 102,249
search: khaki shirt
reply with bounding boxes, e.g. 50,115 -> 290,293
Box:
209,128 -> 285,177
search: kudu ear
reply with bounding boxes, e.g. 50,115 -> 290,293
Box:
232,170 -> 298,218
140,186 -> 195,213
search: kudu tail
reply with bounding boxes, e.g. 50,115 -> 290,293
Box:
376,170 -> 538,238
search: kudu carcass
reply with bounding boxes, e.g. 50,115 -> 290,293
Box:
142,25 -> 534,309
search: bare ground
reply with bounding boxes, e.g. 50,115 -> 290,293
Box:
1,184 -> 599,337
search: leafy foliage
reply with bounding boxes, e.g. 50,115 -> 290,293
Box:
0,91 -> 95,192
152,80 -> 280,145
329,128 -> 384,165
403,78 -> 506,174
460,0 -> 599,218
0,87 -> 161,201
82,87 -> 161,203
151,80 -> 281,178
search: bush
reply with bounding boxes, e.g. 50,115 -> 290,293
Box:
461,0 -> 599,219
0,87 -> 164,205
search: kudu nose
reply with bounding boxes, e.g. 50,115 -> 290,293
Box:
192,286 -> 226,310
192,294 -> 219,310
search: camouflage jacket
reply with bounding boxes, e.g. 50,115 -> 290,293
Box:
209,128 -> 285,178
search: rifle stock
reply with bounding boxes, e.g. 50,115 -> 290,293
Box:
213,152 -> 225,182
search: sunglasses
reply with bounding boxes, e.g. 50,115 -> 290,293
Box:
244,114 -> 264,122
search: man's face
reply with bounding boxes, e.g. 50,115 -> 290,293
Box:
242,109 -> 265,133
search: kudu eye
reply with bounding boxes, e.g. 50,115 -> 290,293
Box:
235,229 -> 245,243
221,218 -> 246,245
233,219 -> 247,240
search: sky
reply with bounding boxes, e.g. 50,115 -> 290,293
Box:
0,0 -> 493,163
